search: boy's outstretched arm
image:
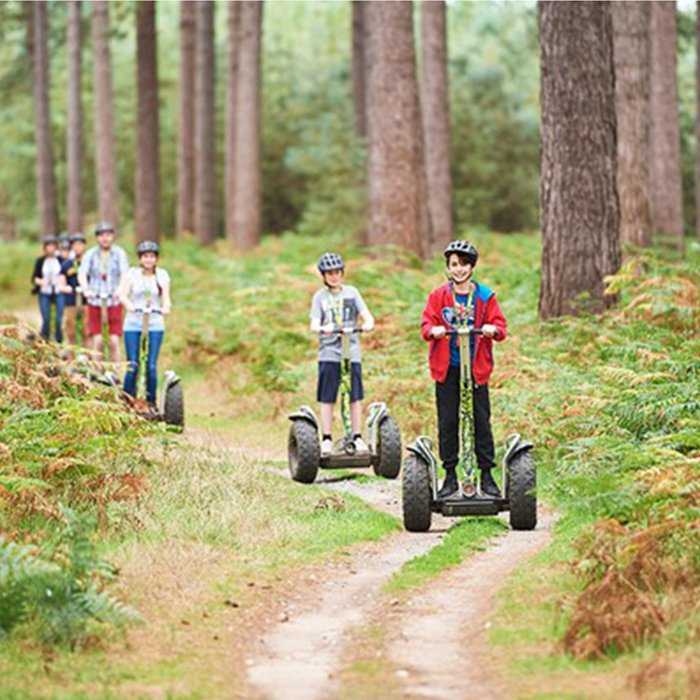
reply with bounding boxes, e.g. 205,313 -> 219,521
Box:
421,290 -> 443,341
360,308 -> 374,331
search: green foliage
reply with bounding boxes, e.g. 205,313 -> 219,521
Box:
0,508 -> 140,647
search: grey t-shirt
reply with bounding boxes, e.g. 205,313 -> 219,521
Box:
310,285 -> 367,362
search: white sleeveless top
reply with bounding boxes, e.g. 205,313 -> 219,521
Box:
123,267 -> 170,332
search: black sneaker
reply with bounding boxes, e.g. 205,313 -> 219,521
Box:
437,469 -> 458,499
480,469 -> 501,498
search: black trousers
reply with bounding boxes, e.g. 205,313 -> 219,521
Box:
435,365 -> 495,472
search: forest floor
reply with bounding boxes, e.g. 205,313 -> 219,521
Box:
2,232 -> 697,699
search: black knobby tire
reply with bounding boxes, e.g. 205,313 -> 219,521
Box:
508,450 -> 537,531
402,453 -> 432,532
288,420 -> 320,484
372,416 -> 402,479
163,381 -> 185,427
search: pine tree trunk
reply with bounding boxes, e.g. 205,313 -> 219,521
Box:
91,0 -> 119,229
365,0 -> 430,255
231,1 -> 263,251
66,0 -> 84,235
351,1 -> 367,139
612,1 -> 652,248
421,0 -> 453,251
649,0 -> 684,248
31,1 -> 58,236
695,2 -> 700,240
135,1 -> 160,244
538,1 -> 620,319
225,0 -> 242,244
177,1 -> 197,236
194,0 -> 216,245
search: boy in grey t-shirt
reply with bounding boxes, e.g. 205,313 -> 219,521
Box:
310,253 -> 375,456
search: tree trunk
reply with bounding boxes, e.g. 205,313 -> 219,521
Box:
365,0 -> 430,255
351,1 -> 367,139
66,0 -> 84,235
194,0 -> 216,245
224,0 -> 242,244
649,0 -> 684,248
177,1 -> 197,236
538,1 -> 620,319
31,1 -> 58,236
91,0 -> 119,229
135,0 -> 160,243
421,0 -> 453,251
231,1 -> 263,251
612,1 -> 652,248
695,2 -> 700,240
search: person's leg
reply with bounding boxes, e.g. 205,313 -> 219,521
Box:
473,383 -> 499,496
64,305 -> 76,346
146,331 -> 164,405
38,294 -> 51,340
122,331 -> 141,397
349,363 -> 368,450
320,403 -> 334,435
54,294 -> 64,344
436,365 -> 460,496
87,306 -> 104,356
108,305 -> 123,362
317,362 -> 340,453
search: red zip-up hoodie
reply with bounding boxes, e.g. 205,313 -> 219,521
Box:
421,281 -> 507,385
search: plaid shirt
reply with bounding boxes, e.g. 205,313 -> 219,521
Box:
79,245 -> 129,307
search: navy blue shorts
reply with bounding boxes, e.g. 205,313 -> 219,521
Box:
317,361 -> 364,403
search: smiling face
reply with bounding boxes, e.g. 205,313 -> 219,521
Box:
96,230 -> 114,249
447,254 -> 473,284
322,268 -> 344,290
139,252 -> 158,271
43,242 -> 57,256
71,240 -> 86,258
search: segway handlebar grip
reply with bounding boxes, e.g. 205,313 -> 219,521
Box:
445,327 -> 484,337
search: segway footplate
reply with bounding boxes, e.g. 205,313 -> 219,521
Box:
320,451 -> 373,469
433,495 -> 508,516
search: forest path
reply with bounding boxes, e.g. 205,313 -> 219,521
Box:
246,461 -> 553,700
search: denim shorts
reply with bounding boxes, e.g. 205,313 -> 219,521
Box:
317,361 -> 364,403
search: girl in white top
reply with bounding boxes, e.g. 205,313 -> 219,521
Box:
118,241 -> 172,406
32,234 -> 67,342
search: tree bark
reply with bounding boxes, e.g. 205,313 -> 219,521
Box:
365,0 -> 430,255
66,0 -> 84,235
91,0 -> 119,229
695,2 -> 700,240
612,1 -> 651,248
31,1 -> 58,236
421,0 -> 453,251
225,0 -> 242,244
194,0 -> 216,245
135,1 -> 160,243
538,1 -> 620,319
177,1 -> 197,236
649,0 -> 684,247
230,1 -> 263,251
351,1 -> 367,139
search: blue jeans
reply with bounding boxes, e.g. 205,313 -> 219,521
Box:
38,293 -> 64,343
123,330 -> 164,404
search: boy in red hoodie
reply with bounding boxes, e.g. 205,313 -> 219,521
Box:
421,240 -> 507,498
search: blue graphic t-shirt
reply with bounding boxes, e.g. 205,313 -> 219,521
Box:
448,293 -> 475,367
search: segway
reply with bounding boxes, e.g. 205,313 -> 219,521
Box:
133,306 -> 184,428
402,320 -> 536,532
288,327 -> 402,483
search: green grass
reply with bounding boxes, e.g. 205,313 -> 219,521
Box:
386,517 -> 508,592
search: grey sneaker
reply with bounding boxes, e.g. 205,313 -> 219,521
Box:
321,438 -> 333,456
354,436 -> 370,454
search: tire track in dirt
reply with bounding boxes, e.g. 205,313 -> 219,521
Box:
248,468 -> 553,700
386,511 -> 554,699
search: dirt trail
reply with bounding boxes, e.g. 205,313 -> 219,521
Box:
247,466 -> 553,700
387,512 -> 554,699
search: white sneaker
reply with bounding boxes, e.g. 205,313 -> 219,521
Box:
354,437 -> 369,454
321,438 -> 333,456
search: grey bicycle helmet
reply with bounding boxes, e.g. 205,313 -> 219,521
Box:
137,240 -> 160,257
317,252 -> 345,273
42,234 -> 58,246
444,240 -> 478,266
94,220 -> 115,235
69,232 -> 86,243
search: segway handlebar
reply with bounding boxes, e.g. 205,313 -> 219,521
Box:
314,327 -> 368,335
133,307 -> 162,315
445,327 -> 484,336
